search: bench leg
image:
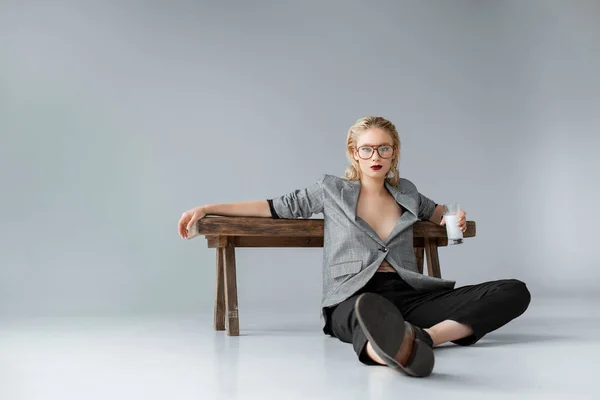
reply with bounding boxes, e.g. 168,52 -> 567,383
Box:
214,248 -> 225,331
223,239 -> 240,336
424,237 -> 442,278
414,247 -> 424,274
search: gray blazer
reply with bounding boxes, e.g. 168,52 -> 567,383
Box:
268,174 -> 456,329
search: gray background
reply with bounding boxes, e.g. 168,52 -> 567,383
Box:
1,0 -> 599,319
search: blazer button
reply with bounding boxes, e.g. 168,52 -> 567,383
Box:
379,247 -> 388,252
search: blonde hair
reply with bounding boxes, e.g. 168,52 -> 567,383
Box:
344,116 -> 401,186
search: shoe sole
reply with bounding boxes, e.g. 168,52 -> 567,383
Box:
355,293 -> 435,377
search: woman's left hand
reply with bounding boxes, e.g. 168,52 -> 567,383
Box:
441,210 -> 467,233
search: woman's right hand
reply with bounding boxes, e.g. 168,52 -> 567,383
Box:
178,206 -> 207,239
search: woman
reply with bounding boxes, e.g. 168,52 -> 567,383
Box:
178,116 -> 531,378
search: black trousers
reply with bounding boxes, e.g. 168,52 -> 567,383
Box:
324,272 -> 531,365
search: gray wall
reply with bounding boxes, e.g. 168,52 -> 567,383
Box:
1,0 -> 598,318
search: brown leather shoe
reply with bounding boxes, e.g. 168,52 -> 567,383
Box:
355,293 -> 435,377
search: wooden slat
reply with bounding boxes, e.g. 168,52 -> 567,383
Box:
411,221 -> 475,238
206,234 -> 463,249
196,216 -> 324,237
196,217 -> 475,239
207,236 -> 323,248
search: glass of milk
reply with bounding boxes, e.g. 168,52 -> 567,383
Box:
443,202 -> 463,245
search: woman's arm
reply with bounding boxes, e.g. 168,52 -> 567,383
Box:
268,175 -> 326,219
181,175 -> 327,238
202,201 -> 272,218
416,188 -> 467,230
178,200 -> 271,239
428,204 -> 445,225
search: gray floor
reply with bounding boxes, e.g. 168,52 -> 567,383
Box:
1,297 -> 598,400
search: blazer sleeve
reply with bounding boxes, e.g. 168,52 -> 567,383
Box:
267,175 -> 326,219
417,191 -> 437,221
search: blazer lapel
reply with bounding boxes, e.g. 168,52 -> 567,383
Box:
340,181 -> 385,246
340,180 -> 360,221
382,181 -> 419,244
385,181 -> 418,217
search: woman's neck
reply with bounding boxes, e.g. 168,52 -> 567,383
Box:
359,176 -> 388,197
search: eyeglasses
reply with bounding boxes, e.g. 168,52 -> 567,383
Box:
356,145 -> 394,159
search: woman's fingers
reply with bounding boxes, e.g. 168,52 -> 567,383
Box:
186,209 -> 207,238
179,213 -> 191,238
458,219 -> 466,232
457,210 -> 467,231
187,214 -> 198,233
454,211 -> 467,233
178,207 -> 206,239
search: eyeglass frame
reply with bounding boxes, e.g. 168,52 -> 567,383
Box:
354,145 -> 396,160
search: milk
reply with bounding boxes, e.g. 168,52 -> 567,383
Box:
444,214 -> 463,245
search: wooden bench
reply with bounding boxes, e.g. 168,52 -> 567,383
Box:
191,217 -> 476,336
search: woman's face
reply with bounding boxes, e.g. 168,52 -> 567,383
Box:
353,128 -> 396,179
